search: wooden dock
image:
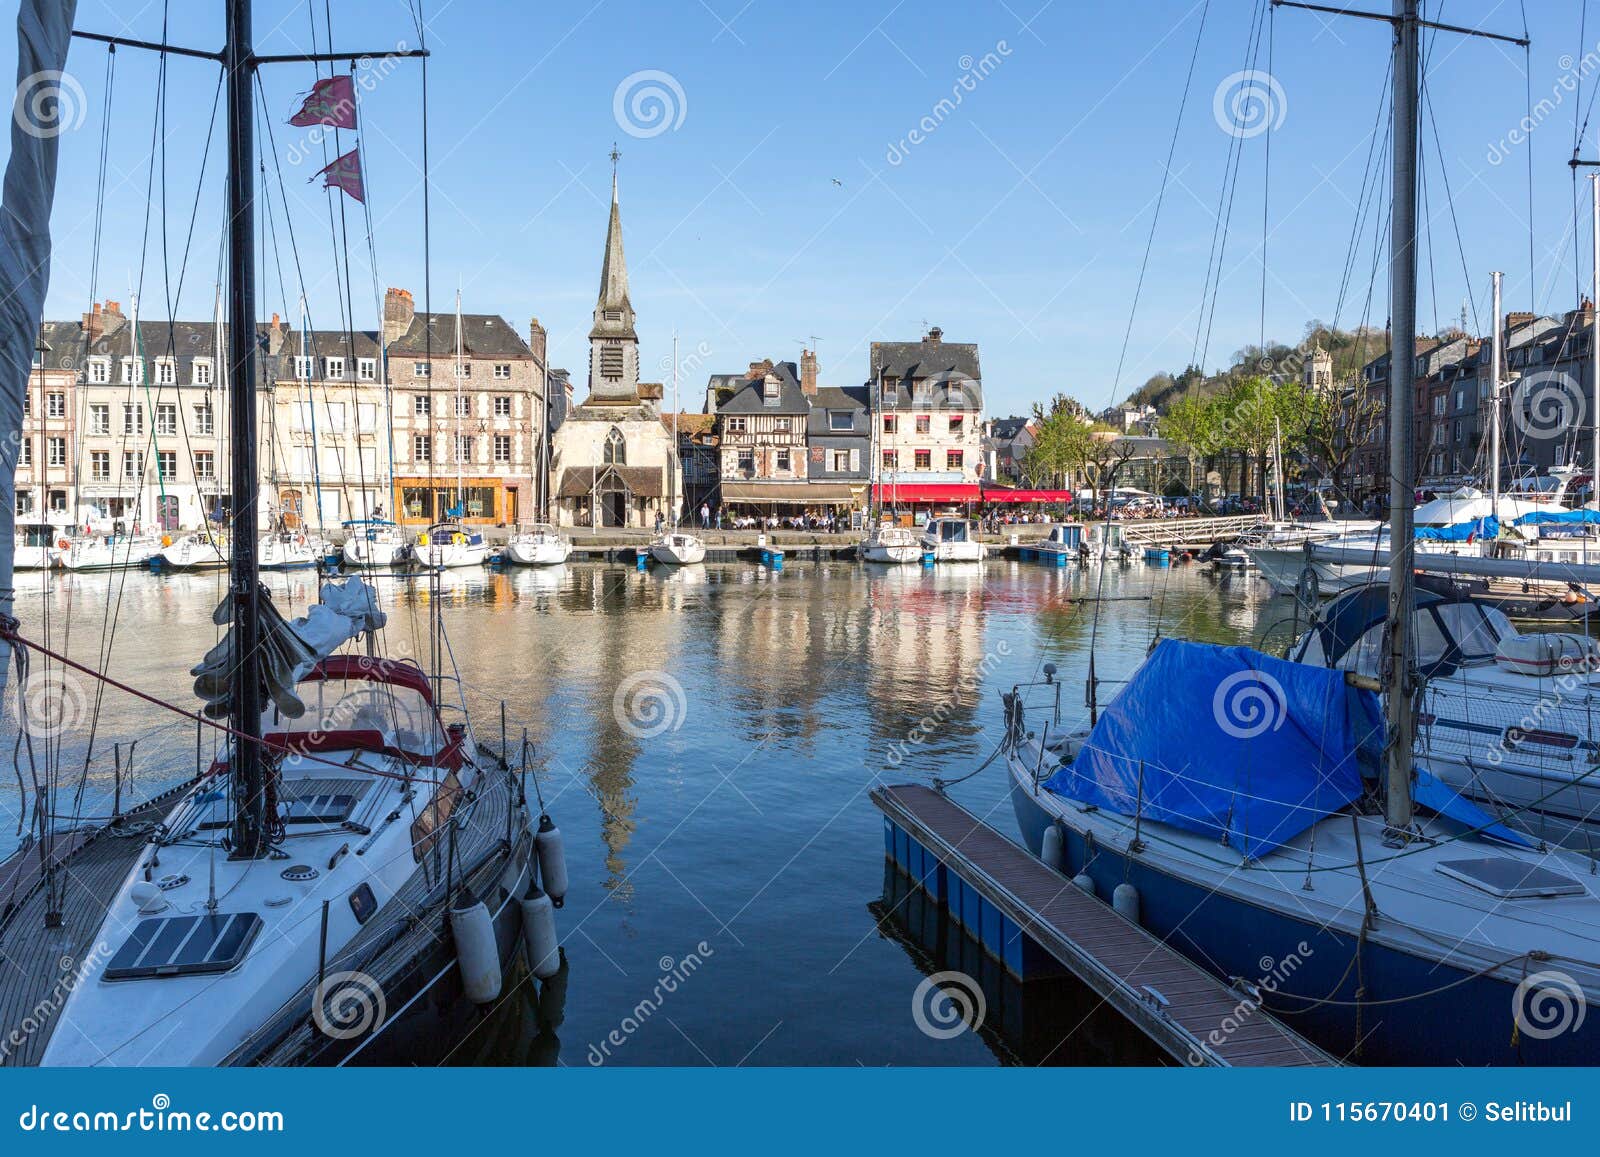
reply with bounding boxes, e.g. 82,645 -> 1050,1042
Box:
872,783 -> 1336,1067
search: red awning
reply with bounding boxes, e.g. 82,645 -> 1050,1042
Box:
982,488 -> 1074,504
872,484 -> 982,504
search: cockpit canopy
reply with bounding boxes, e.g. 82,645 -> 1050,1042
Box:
1291,586 -> 1514,679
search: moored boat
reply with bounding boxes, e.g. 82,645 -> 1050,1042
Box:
650,530 -> 706,565
921,515 -> 986,562
505,522 -> 572,566
859,523 -> 921,563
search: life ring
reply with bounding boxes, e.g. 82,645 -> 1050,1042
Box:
56,538 -> 70,551
452,532 -> 466,546
294,533 -> 307,547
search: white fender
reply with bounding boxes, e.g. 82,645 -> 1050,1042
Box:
449,886 -> 502,1004
520,884 -> 561,979
1112,882 -> 1140,924
1040,824 -> 1065,871
536,814 -> 568,909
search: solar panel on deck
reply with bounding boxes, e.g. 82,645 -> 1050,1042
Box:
1436,858 -> 1587,899
105,913 -> 263,980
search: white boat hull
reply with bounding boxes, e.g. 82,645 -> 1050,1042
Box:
506,538 -> 572,566
923,540 -> 987,562
159,537 -> 228,570
258,535 -> 324,570
13,544 -> 55,570
342,537 -> 401,568
650,541 -> 706,565
59,536 -> 161,572
861,542 -> 922,563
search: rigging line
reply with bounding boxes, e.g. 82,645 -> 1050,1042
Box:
1108,0 -> 1213,400
1191,0 -> 1268,371
1259,0 -> 1274,351
1333,76 -> 1392,331
1523,2 -> 1537,311
1198,0 -> 1271,373
1422,77 -> 1480,335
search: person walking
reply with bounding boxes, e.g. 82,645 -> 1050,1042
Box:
700,502 -> 710,529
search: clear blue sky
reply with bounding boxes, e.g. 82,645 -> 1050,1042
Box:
11,0 -> 1596,416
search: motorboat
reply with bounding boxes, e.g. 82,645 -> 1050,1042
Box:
416,521 -> 489,569
920,516 -> 986,562
649,530 -> 706,566
340,518 -> 407,569
859,523 -> 922,564
1080,521 -> 1131,563
505,522 -> 572,566
12,522 -> 59,570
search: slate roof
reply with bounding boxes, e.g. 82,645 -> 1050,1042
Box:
807,385 -> 869,435
869,336 -> 981,383
713,361 -> 811,415
389,312 -> 534,358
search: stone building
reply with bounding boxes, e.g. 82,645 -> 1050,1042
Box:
868,326 -> 985,508
548,170 -> 678,528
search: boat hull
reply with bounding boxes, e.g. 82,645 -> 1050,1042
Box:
342,539 -> 402,568
650,543 -> 706,565
158,538 -> 228,570
59,538 -> 160,572
922,541 -> 987,562
860,542 -> 922,564
1008,773 -> 1596,1065
506,539 -> 572,566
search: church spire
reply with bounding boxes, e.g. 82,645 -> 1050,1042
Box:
593,142 -> 634,331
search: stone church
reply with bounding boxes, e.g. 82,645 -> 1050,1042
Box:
548,169 -> 678,529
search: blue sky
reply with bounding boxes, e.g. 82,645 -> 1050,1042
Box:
11,1 -> 1596,415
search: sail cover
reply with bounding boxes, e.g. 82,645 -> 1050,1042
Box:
0,0 -> 77,703
1044,639 -> 1374,860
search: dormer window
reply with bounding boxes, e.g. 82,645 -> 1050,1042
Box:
762,376 -> 779,402
358,357 -> 377,380
325,356 -> 344,379
294,356 -> 313,380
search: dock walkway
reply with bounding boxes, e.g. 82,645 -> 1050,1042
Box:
872,783 -> 1336,1067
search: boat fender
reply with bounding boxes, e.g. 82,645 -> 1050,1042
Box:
1040,824 -> 1065,872
449,886 -> 502,1004
1071,872 -> 1095,897
1112,882 -> 1140,924
520,883 -> 561,979
536,814 -> 568,908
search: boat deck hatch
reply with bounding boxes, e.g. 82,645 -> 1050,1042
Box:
105,912 -> 264,980
1435,858 -> 1586,899
197,793 -> 358,830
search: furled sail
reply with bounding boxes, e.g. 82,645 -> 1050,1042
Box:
0,0 -> 77,703
191,578 -> 388,719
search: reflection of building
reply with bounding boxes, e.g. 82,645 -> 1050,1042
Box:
548,164 -> 677,528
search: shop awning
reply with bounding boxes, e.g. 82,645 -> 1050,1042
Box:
722,481 -> 854,504
872,483 -> 982,504
982,487 -> 1074,504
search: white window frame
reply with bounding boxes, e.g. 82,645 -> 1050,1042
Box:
413,434 -> 431,462
414,361 -> 431,378
87,356 -> 110,384
154,357 -> 175,385
192,358 -> 213,386
88,403 -> 109,434
120,357 -> 142,385
493,363 -> 511,379
493,395 -> 511,417
493,433 -> 512,462
294,355 -> 314,381
325,356 -> 345,380
414,394 -> 431,417
357,357 -> 377,381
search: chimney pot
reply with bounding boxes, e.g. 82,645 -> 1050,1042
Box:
926,326 -> 942,344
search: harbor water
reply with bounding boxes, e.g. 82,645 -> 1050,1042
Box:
2,559 -> 1281,1064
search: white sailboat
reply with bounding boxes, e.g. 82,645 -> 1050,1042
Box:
860,523 -> 921,563
649,333 -> 705,566
505,522 -> 571,565
341,517 -> 406,568
12,521 -> 58,569
0,3 -> 551,1067
58,530 -> 161,572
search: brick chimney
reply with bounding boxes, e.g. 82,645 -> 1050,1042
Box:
800,348 -> 818,395
528,316 -> 547,367
267,312 -> 287,356
747,358 -> 774,381
926,326 -> 942,345
382,287 -> 415,347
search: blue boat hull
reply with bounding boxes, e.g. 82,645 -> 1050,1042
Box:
1010,777 -> 1595,1065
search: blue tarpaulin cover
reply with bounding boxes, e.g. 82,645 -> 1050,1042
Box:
1044,640 -> 1373,860
1413,763 -> 1535,848
1415,515 -> 1497,541
1513,508 -> 1600,527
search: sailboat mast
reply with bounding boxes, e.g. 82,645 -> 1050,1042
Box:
671,331 -> 678,526
1591,174 -> 1599,506
1489,270 -> 1502,508
1383,0 -> 1419,833
225,0 -> 268,859
454,288 -> 463,512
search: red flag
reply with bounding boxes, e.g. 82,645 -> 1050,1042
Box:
313,148 -> 365,203
289,76 -> 357,129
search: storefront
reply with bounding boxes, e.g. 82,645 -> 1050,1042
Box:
717,480 -> 856,528
870,482 -> 982,524
392,476 -> 517,526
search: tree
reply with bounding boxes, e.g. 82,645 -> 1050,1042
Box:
1159,391 -> 1218,495
1300,382 -> 1384,503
